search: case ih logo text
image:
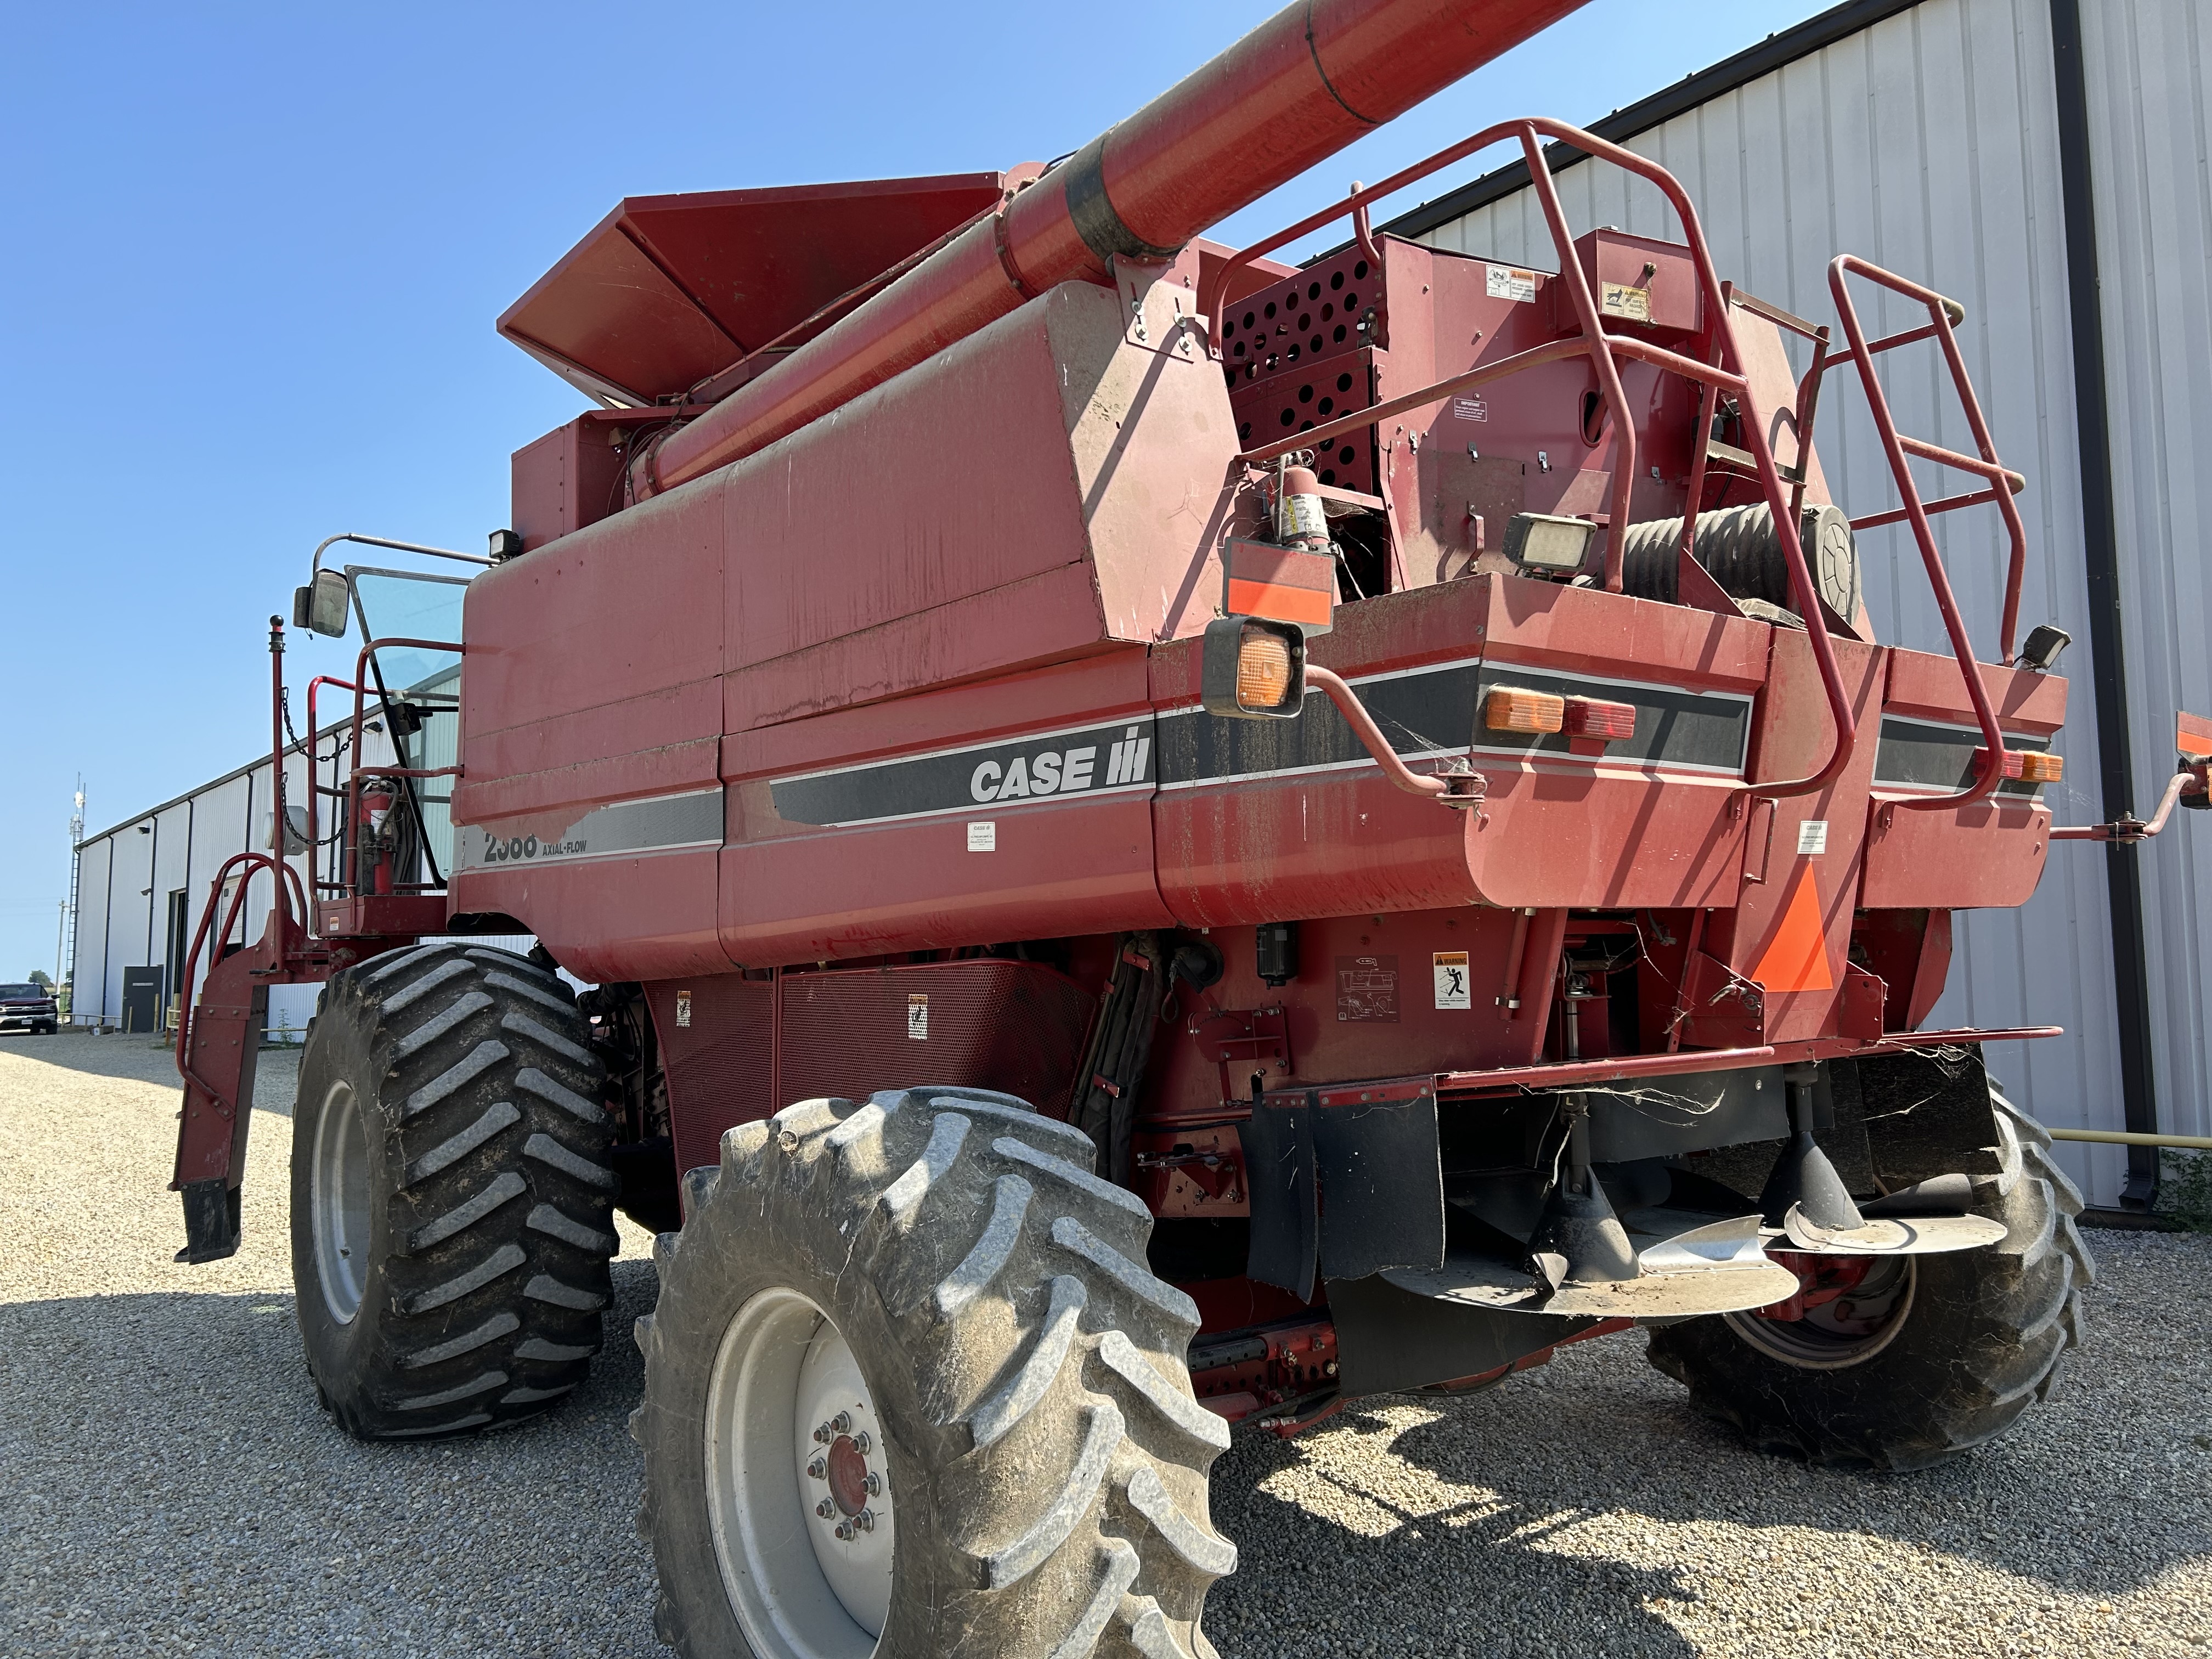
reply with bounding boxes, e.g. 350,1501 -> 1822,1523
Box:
969,727 -> 1152,803
770,719 -> 1159,828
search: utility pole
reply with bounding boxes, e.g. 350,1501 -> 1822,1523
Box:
64,778 -> 84,1024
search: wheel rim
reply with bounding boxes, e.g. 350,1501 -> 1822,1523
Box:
705,1288 -> 893,1659
311,1080 -> 374,1323
1725,1253 -> 1917,1369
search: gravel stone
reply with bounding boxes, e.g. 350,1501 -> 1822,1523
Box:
5,1033 -> 2209,1656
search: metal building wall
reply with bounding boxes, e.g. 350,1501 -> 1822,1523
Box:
1410,0 -> 2209,1203
2080,0 -> 2212,1178
70,722 -> 393,1039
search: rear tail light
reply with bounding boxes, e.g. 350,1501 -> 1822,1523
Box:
1562,696 -> 1637,743
1974,747 -> 2028,781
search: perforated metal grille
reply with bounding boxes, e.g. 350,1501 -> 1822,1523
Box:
1222,247 -> 1380,492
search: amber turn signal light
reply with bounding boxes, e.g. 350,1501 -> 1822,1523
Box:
1236,628 -> 1296,709
1200,616 -> 1307,721
1485,686 -> 1566,735
2018,751 -> 2063,783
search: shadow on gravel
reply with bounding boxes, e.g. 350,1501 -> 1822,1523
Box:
0,1257 -> 663,1658
1206,1398 -> 1700,1659
1358,1302 -> 2209,1611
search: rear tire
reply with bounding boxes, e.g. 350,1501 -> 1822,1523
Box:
1647,1087 -> 2094,1470
635,1085 -> 1233,1658
290,941 -> 618,1439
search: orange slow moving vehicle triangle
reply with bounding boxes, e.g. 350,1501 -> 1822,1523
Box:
1751,862 -> 1835,993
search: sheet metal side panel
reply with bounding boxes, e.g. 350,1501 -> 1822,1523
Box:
1412,0 -> 2136,1199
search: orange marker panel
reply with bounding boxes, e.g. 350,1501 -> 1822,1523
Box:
1751,864 -> 1835,994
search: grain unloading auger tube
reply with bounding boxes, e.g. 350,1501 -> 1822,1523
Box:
157,0 -> 2208,1649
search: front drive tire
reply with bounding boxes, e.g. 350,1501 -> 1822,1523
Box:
290,941 -> 619,1438
1648,1087 -> 2095,1470
635,1086 -> 1233,1659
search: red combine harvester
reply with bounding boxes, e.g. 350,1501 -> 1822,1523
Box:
171,1 -> 2210,1652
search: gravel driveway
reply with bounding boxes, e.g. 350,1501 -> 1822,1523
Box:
3,1033 -> 2208,1657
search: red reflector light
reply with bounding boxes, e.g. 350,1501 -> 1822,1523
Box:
1562,696 -> 1637,743
1974,747 -> 2028,780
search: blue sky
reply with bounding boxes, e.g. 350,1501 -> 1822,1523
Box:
0,0 -> 1826,980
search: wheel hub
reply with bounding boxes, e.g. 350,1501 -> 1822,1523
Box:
705,1288 -> 893,1658
1728,1251 -> 1917,1368
821,1433 -> 875,1519
309,1080 -> 373,1324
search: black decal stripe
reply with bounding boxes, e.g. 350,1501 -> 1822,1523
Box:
1159,661 -> 1750,787
1874,716 -> 2049,797
764,663 -> 1753,826
770,718 -> 1154,828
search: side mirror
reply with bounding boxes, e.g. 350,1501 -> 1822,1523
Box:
292,570 -> 352,637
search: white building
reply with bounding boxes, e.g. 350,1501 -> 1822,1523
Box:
1378,0 -> 2209,1205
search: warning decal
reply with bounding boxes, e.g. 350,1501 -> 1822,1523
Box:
1486,265 -> 1537,303
1433,952 -> 1471,1009
907,994 -> 929,1040
1600,283 -> 1652,322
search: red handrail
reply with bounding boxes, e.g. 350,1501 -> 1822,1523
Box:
172,850 -> 307,1101
1211,117 -> 1858,800
304,673 -> 360,896
1827,255 -> 2024,811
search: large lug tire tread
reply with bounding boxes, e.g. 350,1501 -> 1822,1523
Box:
1646,1087 -> 2095,1472
635,1086 -> 1232,1659
290,942 -> 617,1440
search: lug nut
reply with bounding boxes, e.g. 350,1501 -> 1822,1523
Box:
853,1509 -> 874,1533
830,1411 -> 853,1435
807,1457 -> 826,1480
834,1520 -> 854,1541
864,1471 -> 881,1497
816,1499 -> 835,1519
1324,1359 -> 1339,1376
812,1421 -> 833,1445
852,1431 -> 871,1455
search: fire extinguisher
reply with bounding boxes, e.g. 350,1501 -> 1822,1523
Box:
357,778 -> 398,896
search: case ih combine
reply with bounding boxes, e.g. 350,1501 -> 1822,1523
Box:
168,0 -> 2210,1652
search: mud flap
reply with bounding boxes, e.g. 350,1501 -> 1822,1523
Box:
1857,1046 -> 2005,1187
1246,1079 -> 1446,1300
1327,1273 -> 1595,1396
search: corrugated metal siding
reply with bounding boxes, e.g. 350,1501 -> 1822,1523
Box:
71,724 -> 400,1039
1417,0 -> 2209,1202
2083,0 -> 2212,1159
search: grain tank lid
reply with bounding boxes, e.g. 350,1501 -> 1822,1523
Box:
498,171 -> 1025,408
